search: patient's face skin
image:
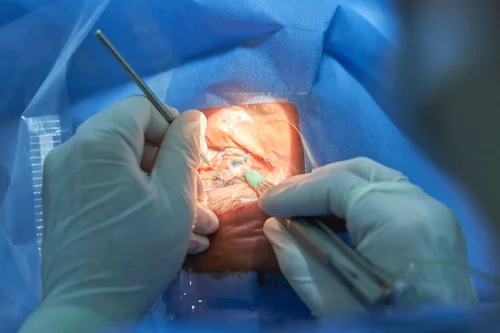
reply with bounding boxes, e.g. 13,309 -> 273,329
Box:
184,102 -> 304,275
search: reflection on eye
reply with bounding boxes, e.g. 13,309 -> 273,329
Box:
229,159 -> 246,170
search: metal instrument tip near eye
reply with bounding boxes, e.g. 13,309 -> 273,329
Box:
95,29 -> 223,183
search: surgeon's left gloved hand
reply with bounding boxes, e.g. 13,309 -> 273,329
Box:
20,96 -> 218,333
260,158 -> 478,318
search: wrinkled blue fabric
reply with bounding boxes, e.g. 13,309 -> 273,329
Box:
0,1 -> 497,332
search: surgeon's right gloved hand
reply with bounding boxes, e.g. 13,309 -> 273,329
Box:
259,158 -> 478,318
20,96 -> 218,333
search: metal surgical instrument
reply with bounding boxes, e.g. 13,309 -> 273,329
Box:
95,30 -> 224,182
245,169 -> 416,308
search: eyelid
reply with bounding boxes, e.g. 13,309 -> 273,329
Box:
204,178 -> 225,192
223,152 -> 246,158
207,147 -> 248,158
203,175 -> 245,192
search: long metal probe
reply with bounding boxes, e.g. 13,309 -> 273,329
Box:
94,30 -> 223,182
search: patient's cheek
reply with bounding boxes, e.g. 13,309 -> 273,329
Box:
186,183 -> 280,274
185,198 -> 280,275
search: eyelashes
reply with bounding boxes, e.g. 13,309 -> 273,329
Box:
219,147 -> 249,159
209,177 -> 225,189
223,151 -> 246,158
205,175 -> 246,192
225,175 -> 246,186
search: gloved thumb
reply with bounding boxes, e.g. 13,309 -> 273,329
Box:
151,110 -> 207,200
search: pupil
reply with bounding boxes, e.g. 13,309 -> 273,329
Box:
229,160 -> 245,169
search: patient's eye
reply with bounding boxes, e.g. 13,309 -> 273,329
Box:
202,148 -> 250,191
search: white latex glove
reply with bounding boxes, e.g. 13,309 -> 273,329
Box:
20,96 -> 218,333
260,157 -> 478,318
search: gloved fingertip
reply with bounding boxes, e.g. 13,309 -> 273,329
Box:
257,188 -> 273,208
194,203 -> 219,235
165,105 -> 180,117
200,138 -> 209,156
258,188 -> 284,216
151,109 -> 205,188
205,209 -> 219,234
197,111 -> 208,132
263,217 -> 288,241
196,172 -> 205,198
181,109 -> 205,128
192,111 -> 208,152
187,234 -> 210,254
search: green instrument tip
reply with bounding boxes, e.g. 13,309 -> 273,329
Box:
245,169 -> 265,189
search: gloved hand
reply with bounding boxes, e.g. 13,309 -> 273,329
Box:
20,96 -> 218,333
260,157 -> 478,318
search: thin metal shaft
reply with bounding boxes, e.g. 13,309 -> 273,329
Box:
199,154 -> 225,183
95,30 -> 175,122
95,29 -> 219,179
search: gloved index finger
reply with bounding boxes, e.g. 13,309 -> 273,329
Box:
151,110 -> 206,202
76,96 -> 178,164
259,170 -> 367,219
311,157 -> 407,183
259,157 -> 407,219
